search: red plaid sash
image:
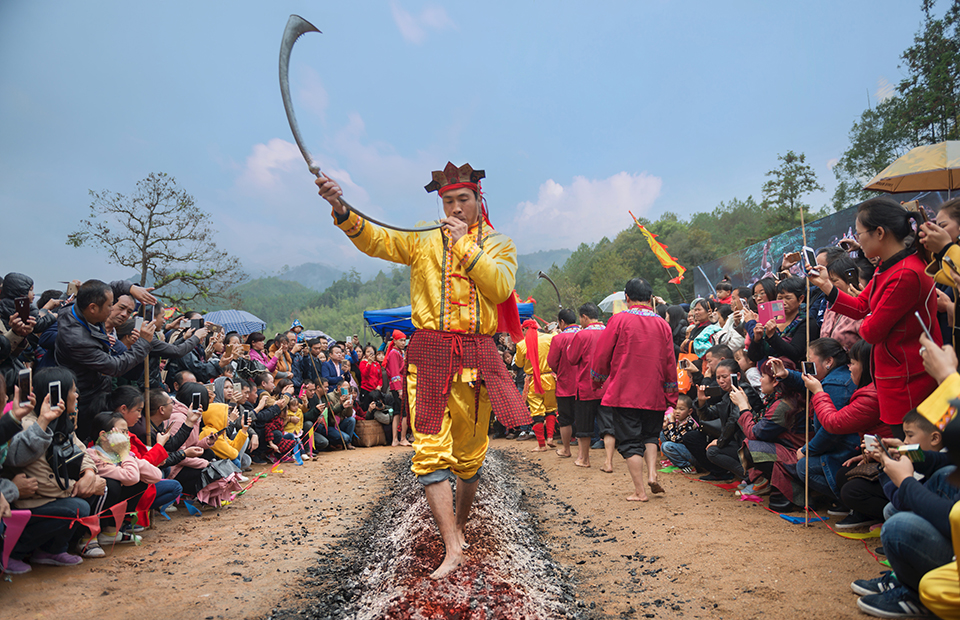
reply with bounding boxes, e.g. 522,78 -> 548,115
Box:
403,329 -> 531,435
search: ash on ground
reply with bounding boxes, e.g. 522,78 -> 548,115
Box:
268,448 -> 586,620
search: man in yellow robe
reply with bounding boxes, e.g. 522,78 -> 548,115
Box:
315,162 -> 530,578
513,323 -> 558,452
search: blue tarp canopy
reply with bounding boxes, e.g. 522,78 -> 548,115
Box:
363,303 -> 535,340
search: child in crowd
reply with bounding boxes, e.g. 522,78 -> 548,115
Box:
661,395 -> 698,474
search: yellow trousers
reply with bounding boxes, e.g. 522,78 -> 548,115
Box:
408,364 -> 490,480
920,561 -> 960,620
527,388 -> 557,417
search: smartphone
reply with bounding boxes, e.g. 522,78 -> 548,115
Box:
801,246 -> 818,273
243,410 -> 249,427
944,255 -> 959,272
14,297 -> 30,323
216,427 -> 228,437
191,392 -> 202,411
801,361 -> 816,375
190,318 -> 205,330
777,270 -> 791,281
839,240 -> 854,251
915,311 -> 934,342
49,380 -> 62,408
242,344 -> 251,352
134,316 -> 144,331
142,304 -> 154,322
340,385 -> 349,397
730,373 -> 740,389
863,434 -> 880,452
704,385 -> 724,399
18,368 -> 31,406
844,268 -> 859,286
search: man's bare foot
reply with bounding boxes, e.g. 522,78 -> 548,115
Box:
556,449 -> 572,458
392,441 -> 400,447
626,493 -> 649,502
456,530 -> 470,550
648,480 -> 665,494
531,445 -> 549,452
546,441 -> 556,448
600,465 -> 613,473
574,459 -> 591,468
429,550 -> 464,579
399,440 -> 412,447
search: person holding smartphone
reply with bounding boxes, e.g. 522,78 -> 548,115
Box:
919,197 -> 960,349
809,197 -> 941,437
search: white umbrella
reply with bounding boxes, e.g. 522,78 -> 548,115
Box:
598,291 -> 626,314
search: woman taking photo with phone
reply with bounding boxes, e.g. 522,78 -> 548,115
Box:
747,277 -> 816,365
919,196 -> 960,349
808,196 -> 940,436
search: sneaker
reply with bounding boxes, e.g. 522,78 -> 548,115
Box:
516,432 -> 534,441
32,550 -> 83,567
851,571 -> 899,596
5,558 -> 31,574
736,480 -> 749,491
591,440 -> 604,449
98,531 -> 142,545
679,466 -> 696,474
504,432 -> 517,440
856,585 -> 932,618
836,511 -> 881,530
827,501 -> 852,516
238,475 -> 250,482
736,477 -> 771,496
700,472 -> 734,482
79,539 -> 106,558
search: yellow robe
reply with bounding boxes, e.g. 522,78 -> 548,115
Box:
514,332 -> 558,417
926,244 -> 960,348
920,502 -> 960,619
334,209 -> 518,479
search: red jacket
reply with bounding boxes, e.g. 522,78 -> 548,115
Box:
547,326 -> 580,398
811,383 -> 891,439
384,349 -> 405,392
359,359 -> 383,392
591,306 -> 679,411
128,432 -> 169,467
567,322 -> 607,401
830,252 -> 940,424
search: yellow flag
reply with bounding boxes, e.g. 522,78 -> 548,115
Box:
629,211 -> 686,283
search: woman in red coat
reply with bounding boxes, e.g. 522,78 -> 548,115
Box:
809,197 -> 940,436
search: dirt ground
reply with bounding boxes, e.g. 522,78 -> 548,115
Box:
0,438 -> 882,620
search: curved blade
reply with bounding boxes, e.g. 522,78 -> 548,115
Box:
280,15 -> 322,176
537,270 -> 563,310
278,15 -> 442,232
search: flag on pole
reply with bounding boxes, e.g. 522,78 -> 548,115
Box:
628,211 -> 687,284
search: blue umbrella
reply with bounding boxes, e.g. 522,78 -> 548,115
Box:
203,309 -> 266,336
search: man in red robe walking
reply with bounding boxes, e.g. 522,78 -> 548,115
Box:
547,309 -> 580,459
591,278 -> 678,501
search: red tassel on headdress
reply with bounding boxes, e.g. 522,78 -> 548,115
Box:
522,318 -> 544,394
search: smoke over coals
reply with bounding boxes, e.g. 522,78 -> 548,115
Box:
268,448 -> 585,620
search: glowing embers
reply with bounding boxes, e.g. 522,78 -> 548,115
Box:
309,449 -> 580,619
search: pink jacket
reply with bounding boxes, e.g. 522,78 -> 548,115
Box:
164,400 -> 210,479
87,449 -> 162,485
249,348 -> 279,372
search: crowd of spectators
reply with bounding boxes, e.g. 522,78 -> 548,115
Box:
649,196 -> 960,619
0,273 -> 409,577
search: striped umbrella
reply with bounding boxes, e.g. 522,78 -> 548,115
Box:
202,309 -> 266,336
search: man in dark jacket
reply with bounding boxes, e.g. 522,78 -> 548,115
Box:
55,279 -> 157,440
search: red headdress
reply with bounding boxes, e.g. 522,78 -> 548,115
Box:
426,162 -> 522,341
386,329 -> 406,356
521,318 -> 544,394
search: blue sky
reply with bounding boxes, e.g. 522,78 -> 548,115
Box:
0,1 -> 930,293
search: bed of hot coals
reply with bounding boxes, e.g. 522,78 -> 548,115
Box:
268,448 -> 586,620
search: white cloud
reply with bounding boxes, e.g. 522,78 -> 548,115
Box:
241,138 -> 302,188
390,1 -> 456,44
875,76 -> 896,102
509,172 -> 662,251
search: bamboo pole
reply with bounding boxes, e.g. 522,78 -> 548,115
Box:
799,207 -> 810,526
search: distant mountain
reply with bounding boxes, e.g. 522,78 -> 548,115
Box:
277,262 -> 343,292
517,249 -> 572,274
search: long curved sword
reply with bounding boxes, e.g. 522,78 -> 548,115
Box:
279,15 -> 442,233
537,271 -> 563,310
